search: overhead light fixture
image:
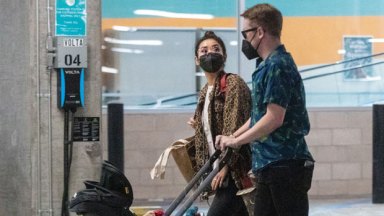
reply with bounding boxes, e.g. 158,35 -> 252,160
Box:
134,9 -> 214,19
111,47 -> 144,54
369,38 -> 384,43
229,41 -> 238,46
112,26 -> 138,32
104,37 -> 163,46
101,66 -> 118,74
337,49 -> 346,55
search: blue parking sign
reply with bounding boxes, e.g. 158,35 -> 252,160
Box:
56,0 -> 87,36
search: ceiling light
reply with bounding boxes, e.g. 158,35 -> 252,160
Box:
337,49 -> 346,55
369,38 -> 384,43
134,9 -> 214,19
112,26 -> 138,32
229,41 -> 238,46
101,66 -> 118,74
104,37 -> 163,45
111,47 -> 144,54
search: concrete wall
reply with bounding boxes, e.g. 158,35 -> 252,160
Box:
0,0 -> 102,215
0,1 -> 33,215
307,108 -> 372,197
103,107 -> 373,201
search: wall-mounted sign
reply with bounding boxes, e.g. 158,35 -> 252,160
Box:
343,36 -> 379,80
54,37 -> 87,68
56,0 -> 87,36
73,117 -> 100,142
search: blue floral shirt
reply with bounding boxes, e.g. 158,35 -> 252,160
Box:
250,45 -> 314,172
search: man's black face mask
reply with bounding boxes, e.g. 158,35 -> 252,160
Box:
241,39 -> 259,60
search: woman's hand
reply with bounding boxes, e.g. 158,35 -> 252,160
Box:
143,211 -> 156,216
187,117 -> 196,129
143,209 -> 164,216
211,165 -> 228,191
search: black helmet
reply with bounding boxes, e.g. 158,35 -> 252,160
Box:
69,161 -> 134,216
100,160 -> 133,206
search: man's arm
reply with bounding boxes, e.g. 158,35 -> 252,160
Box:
216,103 -> 286,150
231,118 -> 251,138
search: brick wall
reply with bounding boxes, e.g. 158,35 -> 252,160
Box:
102,107 -> 373,200
306,108 -> 372,197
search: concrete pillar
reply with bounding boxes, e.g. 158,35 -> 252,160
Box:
0,0 -> 102,215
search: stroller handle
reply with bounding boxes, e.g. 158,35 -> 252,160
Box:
164,148 -> 233,216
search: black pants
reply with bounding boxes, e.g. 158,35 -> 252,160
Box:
207,176 -> 249,216
253,160 -> 314,216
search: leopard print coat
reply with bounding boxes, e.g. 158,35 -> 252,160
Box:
193,71 -> 252,190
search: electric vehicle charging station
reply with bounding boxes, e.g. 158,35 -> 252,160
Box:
53,1 -> 89,215
54,0 -> 87,111
53,36 -> 88,216
54,36 -> 87,110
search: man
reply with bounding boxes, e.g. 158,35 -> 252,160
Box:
215,3 -> 315,216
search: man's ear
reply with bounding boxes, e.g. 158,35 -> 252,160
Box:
258,27 -> 265,38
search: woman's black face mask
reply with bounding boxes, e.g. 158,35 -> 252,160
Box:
199,53 -> 224,73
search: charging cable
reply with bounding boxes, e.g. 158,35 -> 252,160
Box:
61,108 -> 76,216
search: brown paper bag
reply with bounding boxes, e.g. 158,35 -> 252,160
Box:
170,136 -> 196,182
150,136 -> 196,183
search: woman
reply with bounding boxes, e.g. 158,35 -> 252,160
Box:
187,31 -> 252,216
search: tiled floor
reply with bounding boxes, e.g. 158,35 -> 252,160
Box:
309,197 -> 384,216
131,196 -> 384,216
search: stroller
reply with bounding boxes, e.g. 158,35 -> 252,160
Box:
69,160 -> 134,216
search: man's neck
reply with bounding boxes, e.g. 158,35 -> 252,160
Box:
260,37 -> 281,60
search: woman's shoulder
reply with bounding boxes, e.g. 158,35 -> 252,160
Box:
226,73 -> 248,87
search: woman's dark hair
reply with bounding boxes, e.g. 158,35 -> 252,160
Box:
194,31 -> 227,59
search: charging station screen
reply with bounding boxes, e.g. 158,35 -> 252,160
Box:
65,69 -> 80,97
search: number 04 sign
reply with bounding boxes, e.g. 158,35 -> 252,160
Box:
54,37 -> 87,68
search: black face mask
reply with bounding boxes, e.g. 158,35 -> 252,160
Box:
241,39 -> 259,60
199,53 -> 224,73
